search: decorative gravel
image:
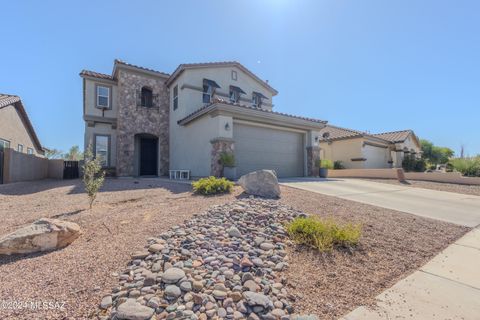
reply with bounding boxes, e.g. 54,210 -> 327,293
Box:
99,198 -> 303,320
362,178 -> 480,196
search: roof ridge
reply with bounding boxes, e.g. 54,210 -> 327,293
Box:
373,129 -> 412,135
114,59 -> 170,77
324,124 -> 366,135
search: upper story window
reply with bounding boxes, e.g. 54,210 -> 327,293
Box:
27,148 -> 33,155
202,79 -> 221,103
140,87 -> 153,108
0,139 -> 10,151
231,70 -> 238,81
252,92 -> 267,108
96,85 -> 110,108
173,85 -> 178,110
229,85 -> 246,103
17,144 -> 24,153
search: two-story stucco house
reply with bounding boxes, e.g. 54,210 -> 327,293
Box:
80,60 -> 327,178
318,125 -> 422,169
0,94 -> 44,157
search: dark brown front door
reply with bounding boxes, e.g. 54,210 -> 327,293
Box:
140,138 -> 158,176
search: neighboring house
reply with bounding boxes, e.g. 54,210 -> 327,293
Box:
319,125 -> 421,169
0,94 -> 44,157
80,60 -> 327,178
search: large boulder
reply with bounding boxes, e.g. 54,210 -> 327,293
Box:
0,218 -> 81,255
238,170 -> 281,198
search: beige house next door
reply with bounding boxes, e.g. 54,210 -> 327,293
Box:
233,123 -> 304,178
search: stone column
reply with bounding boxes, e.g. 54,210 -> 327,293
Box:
210,138 -> 234,177
306,146 -> 320,177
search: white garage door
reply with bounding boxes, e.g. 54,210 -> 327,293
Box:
363,145 -> 389,168
234,123 -> 305,178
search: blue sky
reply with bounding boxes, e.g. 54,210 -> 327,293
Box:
1,0 -> 479,155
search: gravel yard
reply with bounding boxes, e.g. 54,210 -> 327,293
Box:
0,178 -> 242,319
0,178 -> 469,320
362,178 -> 480,196
279,186 -> 469,319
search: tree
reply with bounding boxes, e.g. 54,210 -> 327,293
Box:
420,139 -> 454,165
64,145 -> 83,161
44,148 -> 64,159
83,145 -> 105,209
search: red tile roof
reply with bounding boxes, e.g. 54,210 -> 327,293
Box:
79,70 -> 114,80
114,59 -> 170,77
318,125 -> 365,141
372,130 -> 413,143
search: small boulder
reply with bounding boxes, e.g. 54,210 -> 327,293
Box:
116,299 -> 154,320
238,170 -> 281,198
0,218 -> 81,255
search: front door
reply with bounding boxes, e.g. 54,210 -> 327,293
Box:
140,138 -> 158,176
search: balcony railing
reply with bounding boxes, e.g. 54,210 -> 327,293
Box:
136,90 -> 159,109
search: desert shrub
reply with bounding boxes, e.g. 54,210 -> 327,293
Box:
402,154 -> 426,172
83,146 -> 105,209
317,159 -> 333,169
192,176 -> 234,195
333,160 -> 345,169
219,152 -> 235,167
450,157 -> 480,177
286,216 -> 362,252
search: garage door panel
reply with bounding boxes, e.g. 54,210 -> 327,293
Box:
234,123 -> 304,178
363,145 -> 389,168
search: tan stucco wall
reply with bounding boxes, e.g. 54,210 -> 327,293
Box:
170,66 -> 274,121
2,149 -> 63,183
84,78 -> 118,118
84,122 -> 117,167
319,138 -> 365,168
0,104 -> 42,156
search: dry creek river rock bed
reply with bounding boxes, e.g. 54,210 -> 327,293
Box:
98,198 -> 318,320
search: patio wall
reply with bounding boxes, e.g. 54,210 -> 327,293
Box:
1,149 -> 64,184
327,168 -> 480,185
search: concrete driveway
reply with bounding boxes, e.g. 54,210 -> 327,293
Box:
280,178 -> 480,227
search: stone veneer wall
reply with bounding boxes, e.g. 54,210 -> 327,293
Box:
116,69 -> 169,176
210,138 -> 234,177
306,146 -> 320,177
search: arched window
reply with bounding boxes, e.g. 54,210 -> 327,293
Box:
141,87 -> 153,108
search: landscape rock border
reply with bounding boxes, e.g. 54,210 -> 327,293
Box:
98,198 -> 318,320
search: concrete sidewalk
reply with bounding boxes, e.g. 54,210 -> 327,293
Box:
341,227 -> 480,320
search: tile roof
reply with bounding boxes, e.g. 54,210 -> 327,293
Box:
178,97 -> 326,126
167,61 -> 278,95
0,93 -> 44,153
114,59 -> 170,77
79,70 -> 114,80
0,94 -> 21,108
318,125 -> 365,141
372,130 -> 413,143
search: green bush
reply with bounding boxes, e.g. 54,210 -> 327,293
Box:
286,216 -> 362,252
219,152 -> 235,167
318,159 -> 333,169
333,160 -> 345,169
449,157 -> 480,177
402,154 -> 426,172
192,176 -> 234,195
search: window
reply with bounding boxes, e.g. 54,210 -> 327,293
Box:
95,135 -> 109,167
252,93 -> 261,108
96,85 -> 110,108
229,85 -> 245,103
203,83 -> 214,103
229,90 -> 239,103
17,144 -> 24,153
0,139 -> 10,151
140,87 -> 153,108
173,85 -> 178,110
27,148 -> 33,155
231,70 -> 237,81
202,79 -> 220,103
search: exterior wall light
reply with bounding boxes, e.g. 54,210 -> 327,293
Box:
225,122 -> 231,131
